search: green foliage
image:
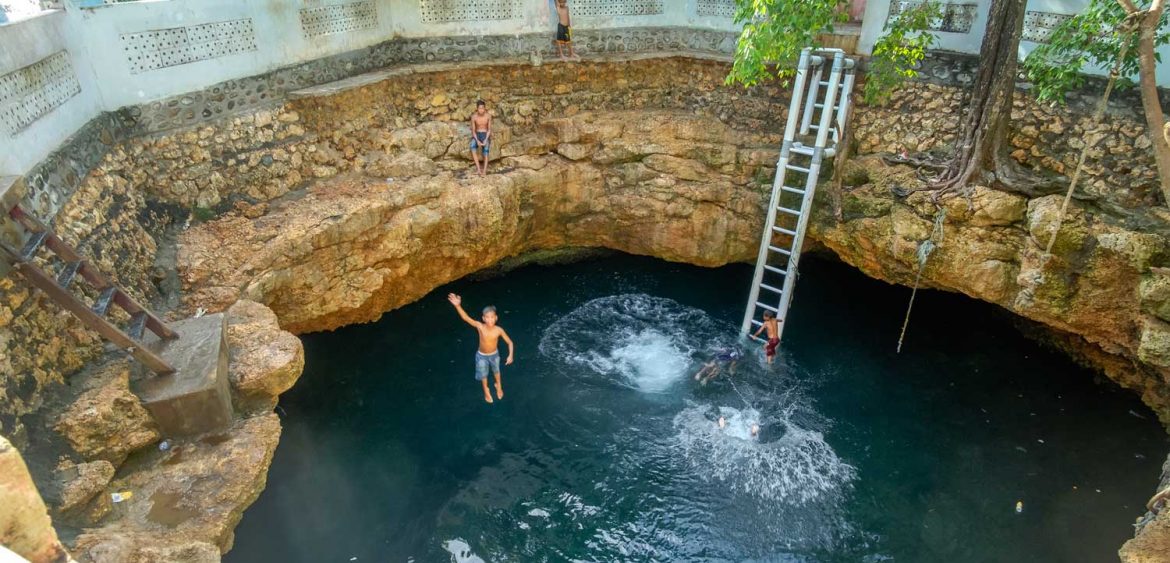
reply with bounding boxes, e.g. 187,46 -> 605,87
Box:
191,206 -> 216,223
727,0 -> 939,106
863,2 -> 942,105
726,0 -> 850,87
1023,0 -> 1170,104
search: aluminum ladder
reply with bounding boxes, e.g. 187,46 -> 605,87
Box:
740,48 -> 856,343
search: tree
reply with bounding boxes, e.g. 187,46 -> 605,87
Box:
934,0 -> 1031,195
1024,0 -> 1170,204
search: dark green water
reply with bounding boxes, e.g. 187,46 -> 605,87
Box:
226,254 -> 1167,563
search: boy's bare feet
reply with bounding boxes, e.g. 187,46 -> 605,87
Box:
495,382 -> 503,399
484,392 -> 494,403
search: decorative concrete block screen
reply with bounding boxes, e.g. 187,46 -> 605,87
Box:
696,0 -> 735,18
120,19 -> 258,74
887,1 -> 977,34
0,51 -> 81,135
1022,11 -> 1072,43
418,0 -> 522,22
571,0 -> 664,17
300,1 -> 378,38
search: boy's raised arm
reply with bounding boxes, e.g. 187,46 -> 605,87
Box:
447,293 -> 481,327
501,328 -> 515,365
752,323 -> 766,337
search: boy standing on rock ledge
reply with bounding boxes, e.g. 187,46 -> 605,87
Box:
448,293 -> 514,403
470,100 -> 492,176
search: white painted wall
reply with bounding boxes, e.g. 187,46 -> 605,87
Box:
0,10 -> 103,176
73,0 -> 398,109
3,0 -> 1168,179
1020,0 -> 1170,84
860,0 -> 1170,84
858,0 -> 988,56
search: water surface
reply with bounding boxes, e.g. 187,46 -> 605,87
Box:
227,254 -> 1166,562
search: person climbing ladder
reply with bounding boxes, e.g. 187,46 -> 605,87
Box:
752,310 -> 781,364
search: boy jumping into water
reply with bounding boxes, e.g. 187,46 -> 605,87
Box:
448,293 -> 514,403
470,100 -> 492,176
752,310 -> 781,364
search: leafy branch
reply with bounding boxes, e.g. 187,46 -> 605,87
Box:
727,0 -> 939,107
864,2 -> 942,105
1023,0 -> 1168,104
726,0 -> 850,87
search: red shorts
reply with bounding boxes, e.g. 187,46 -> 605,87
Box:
765,337 -> 780,357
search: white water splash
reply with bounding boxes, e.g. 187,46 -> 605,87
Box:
673,404 -> 855,504
540,294 -> 734,393
441,538 -> 485,563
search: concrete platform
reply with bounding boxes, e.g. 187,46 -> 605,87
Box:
132,313 -> 233,437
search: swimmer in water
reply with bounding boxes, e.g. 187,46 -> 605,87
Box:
718,416 -> 726,429
751,423 -> 760,438
448,293 -> 515,403
694,348 -> 741,386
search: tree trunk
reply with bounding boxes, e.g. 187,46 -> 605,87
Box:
937,0 -> 1027,193
1134,2 -> 1170,204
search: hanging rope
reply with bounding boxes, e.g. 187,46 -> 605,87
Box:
1043,40 -> 1134,256
1014,22 -> 1136,309
897,206 -> 947,353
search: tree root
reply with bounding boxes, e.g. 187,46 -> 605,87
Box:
878,150 -> 1099,204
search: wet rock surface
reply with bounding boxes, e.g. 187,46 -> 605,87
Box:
70,413 -> 282,562
52,460 -> 116,526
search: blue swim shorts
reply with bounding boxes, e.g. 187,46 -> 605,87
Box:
475,351 -> 501,381
470,132 -> 490,155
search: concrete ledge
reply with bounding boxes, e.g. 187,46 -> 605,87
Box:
132,313 -> 232,437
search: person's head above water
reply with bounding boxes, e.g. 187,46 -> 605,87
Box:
481,305 -> 498,326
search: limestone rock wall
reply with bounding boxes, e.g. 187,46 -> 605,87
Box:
93,58 -> 786,210
177,110 -> 774,333
854,56 -> 1161,210
0,170 -> 163,443
811,157 -> 1170,422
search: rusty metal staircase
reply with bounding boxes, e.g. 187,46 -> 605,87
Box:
1,180 -> 177,374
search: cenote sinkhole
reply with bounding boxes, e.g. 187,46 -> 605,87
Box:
226,254 -> 1168,562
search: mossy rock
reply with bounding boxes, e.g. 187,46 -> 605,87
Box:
841,189 -> 893,221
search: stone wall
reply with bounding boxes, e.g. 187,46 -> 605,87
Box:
853,53 -> 1165,211
176,110 -> 776,333
92,57 -> 785,209
0,167 -> 163,444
